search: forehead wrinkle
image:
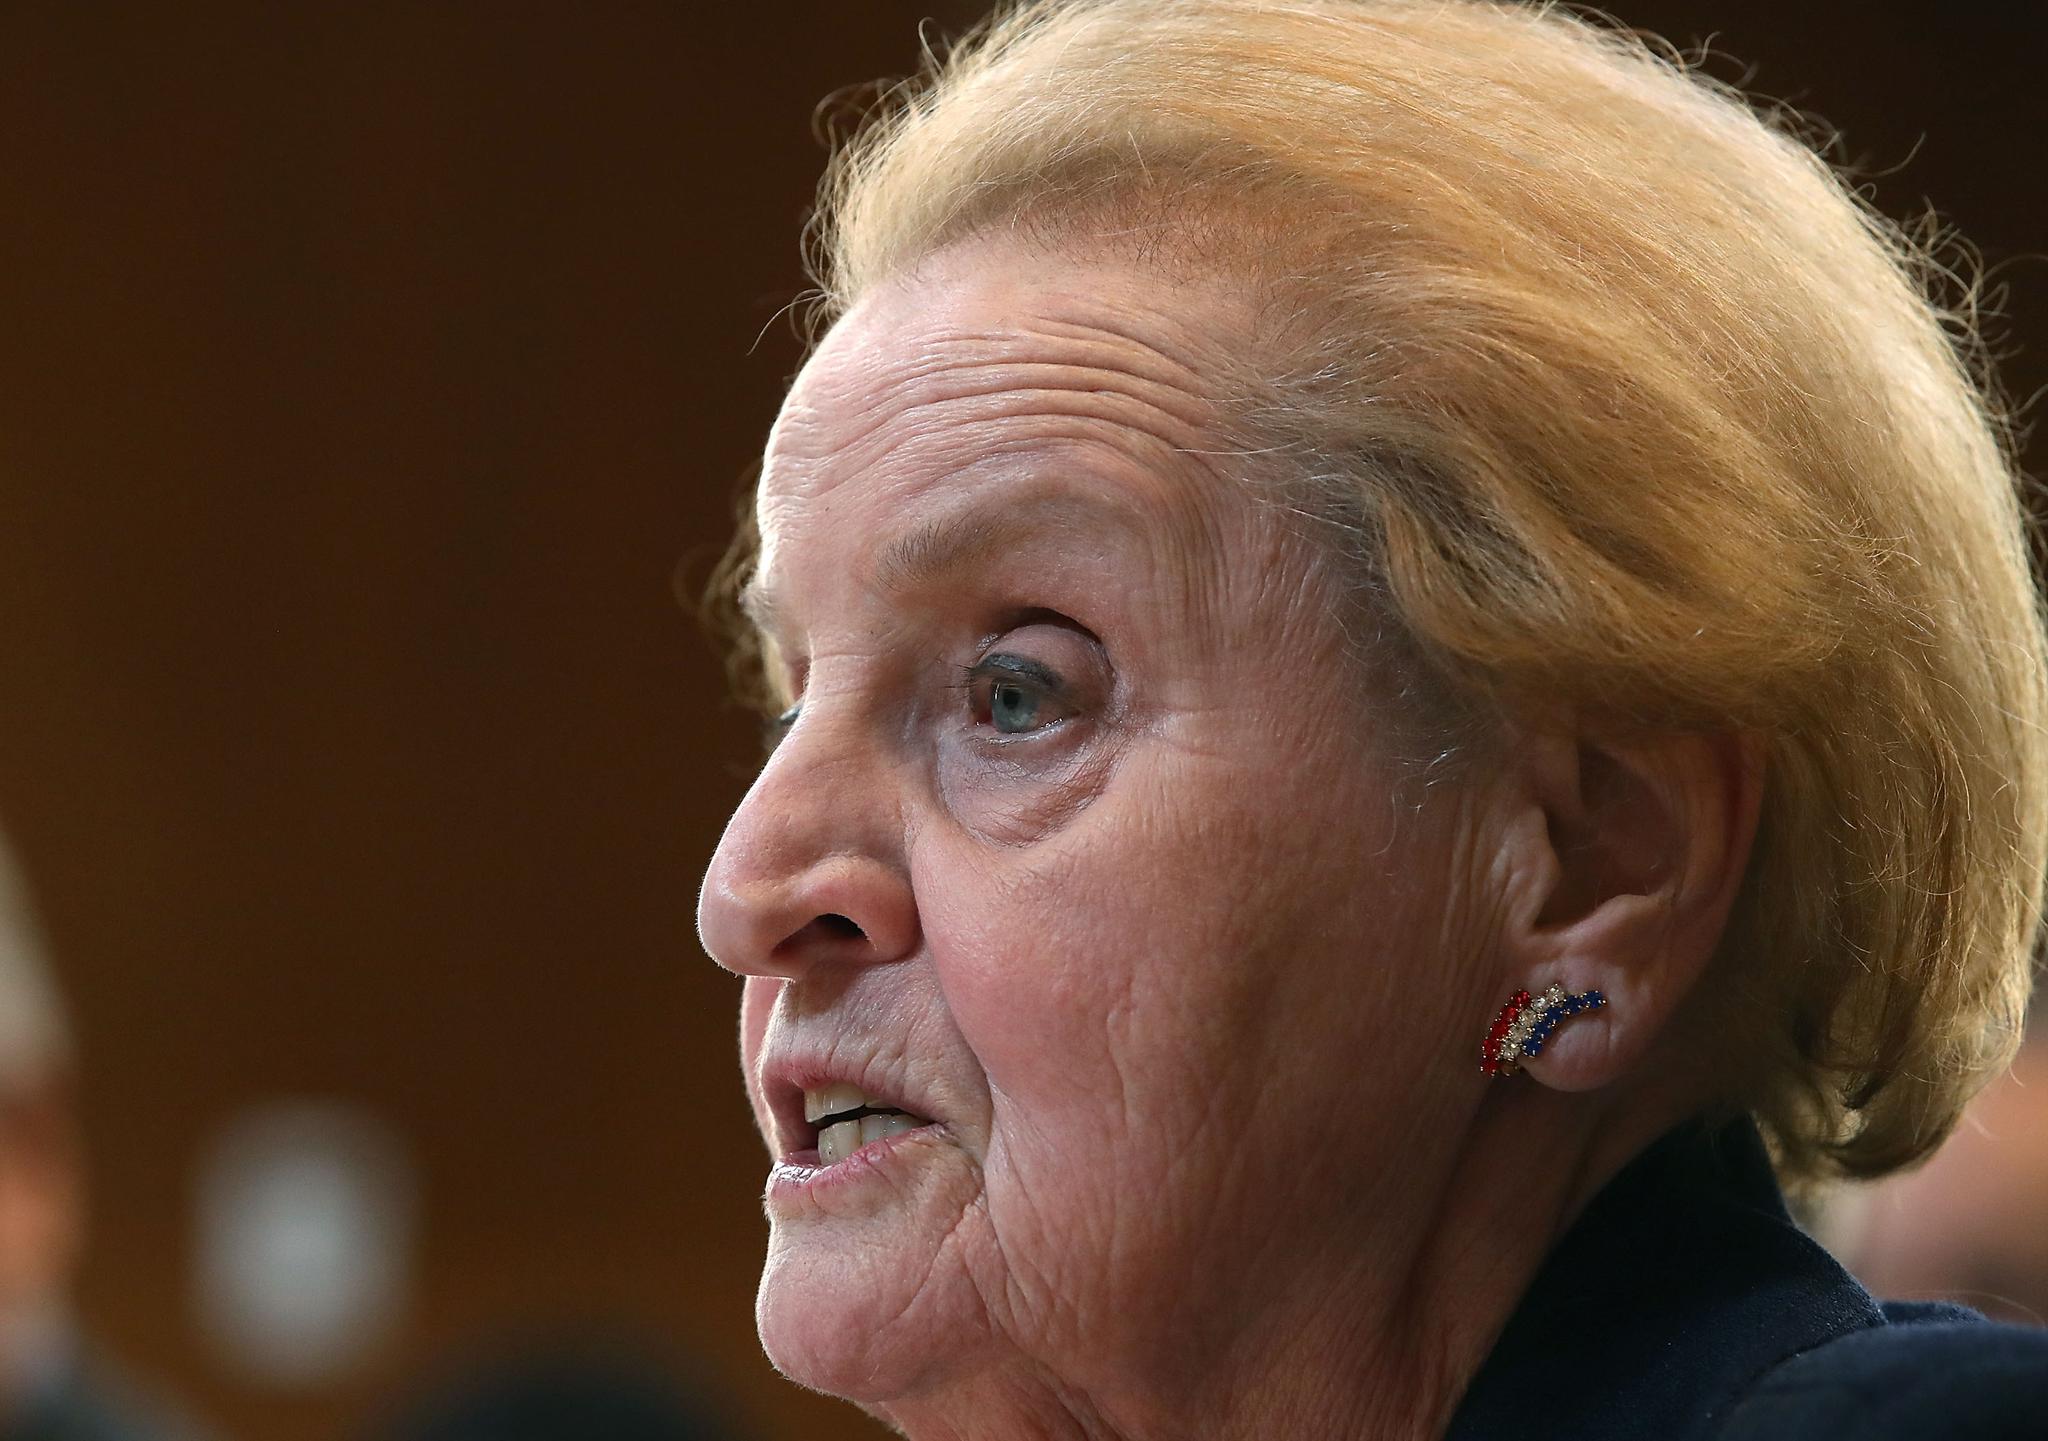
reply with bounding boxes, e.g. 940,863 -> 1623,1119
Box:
750,251 -> 1266,654
746,439 -> 1200,645
766,320 -> 1222,480
756,348 -> 1235,629
887,322 -> 1217,404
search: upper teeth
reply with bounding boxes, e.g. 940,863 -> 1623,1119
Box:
802,1081 -> 929,1166
804,1081 -> 877,1124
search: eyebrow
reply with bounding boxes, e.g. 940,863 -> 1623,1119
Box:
739,489 -> 1149,639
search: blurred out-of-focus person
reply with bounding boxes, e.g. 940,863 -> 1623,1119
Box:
1,831 -> 207,1441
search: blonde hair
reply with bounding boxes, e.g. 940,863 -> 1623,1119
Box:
746,0 -> 2048,1182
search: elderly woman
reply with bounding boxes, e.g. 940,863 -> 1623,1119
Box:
696,1 -> 2048,1436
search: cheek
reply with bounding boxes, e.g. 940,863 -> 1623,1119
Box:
924,739 -> 1436,1171
910,793 -> 1360,1336
923,854 -> 1136,1088
921,800 -> 1287,1141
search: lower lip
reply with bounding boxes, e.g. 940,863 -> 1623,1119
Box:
766,1123 -> 944,1209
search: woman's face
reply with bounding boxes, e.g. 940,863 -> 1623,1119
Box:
698,242 -> 1493,1421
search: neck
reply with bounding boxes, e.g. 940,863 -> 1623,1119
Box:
874,1084 -> 1694,1441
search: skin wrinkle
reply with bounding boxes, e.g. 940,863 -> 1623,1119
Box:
698,237 -> 1755,1440
976,1108 -> 1087,1365
750,443 -> 1220,664
866,1196 -> 985,1392
764,322 -> 1219,471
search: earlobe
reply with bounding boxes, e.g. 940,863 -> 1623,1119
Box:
1489,722 -> 1766,1093
1481,981 -> 1608,1078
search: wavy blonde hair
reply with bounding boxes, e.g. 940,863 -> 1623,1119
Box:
736,0 -> 2048,1182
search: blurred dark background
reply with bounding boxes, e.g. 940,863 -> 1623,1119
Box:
0,4 -> 2041,1439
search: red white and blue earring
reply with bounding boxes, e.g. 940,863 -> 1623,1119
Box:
1481,982 -> 1606,1078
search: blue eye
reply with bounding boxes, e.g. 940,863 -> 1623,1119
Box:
965,654 -> 1068,737
989,678 -> 1045,734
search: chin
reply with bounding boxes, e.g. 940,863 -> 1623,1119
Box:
756,1224 -> 984,1402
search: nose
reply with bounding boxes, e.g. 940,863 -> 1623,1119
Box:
697,719 -> 919,981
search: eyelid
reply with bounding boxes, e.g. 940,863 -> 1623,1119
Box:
971,652 -> 1064,689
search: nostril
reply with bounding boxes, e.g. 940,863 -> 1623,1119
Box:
763,911 -> 879,974
816,913 -> 865,941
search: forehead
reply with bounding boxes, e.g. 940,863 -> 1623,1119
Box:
766,243 -> 1240,474
751,242 -> 1271,618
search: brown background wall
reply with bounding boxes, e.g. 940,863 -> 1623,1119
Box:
0,5 -> 2041,1439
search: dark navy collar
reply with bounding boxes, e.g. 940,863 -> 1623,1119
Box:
1445,1117 -> 1884,1441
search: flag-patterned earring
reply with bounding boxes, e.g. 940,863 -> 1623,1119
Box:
1481,982 -> 1605,1078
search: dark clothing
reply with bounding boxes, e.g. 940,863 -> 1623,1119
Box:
6,1357 -> 205,1441
371,1345 -> 746,1441
1445,1118 -> 2048,1440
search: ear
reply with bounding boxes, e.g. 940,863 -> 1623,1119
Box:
1489,715 -> 1765,1092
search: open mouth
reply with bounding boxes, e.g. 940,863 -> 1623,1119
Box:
799,1081 -> 935,1167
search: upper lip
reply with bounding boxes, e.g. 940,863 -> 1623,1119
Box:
758,1046 -> 937,1159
